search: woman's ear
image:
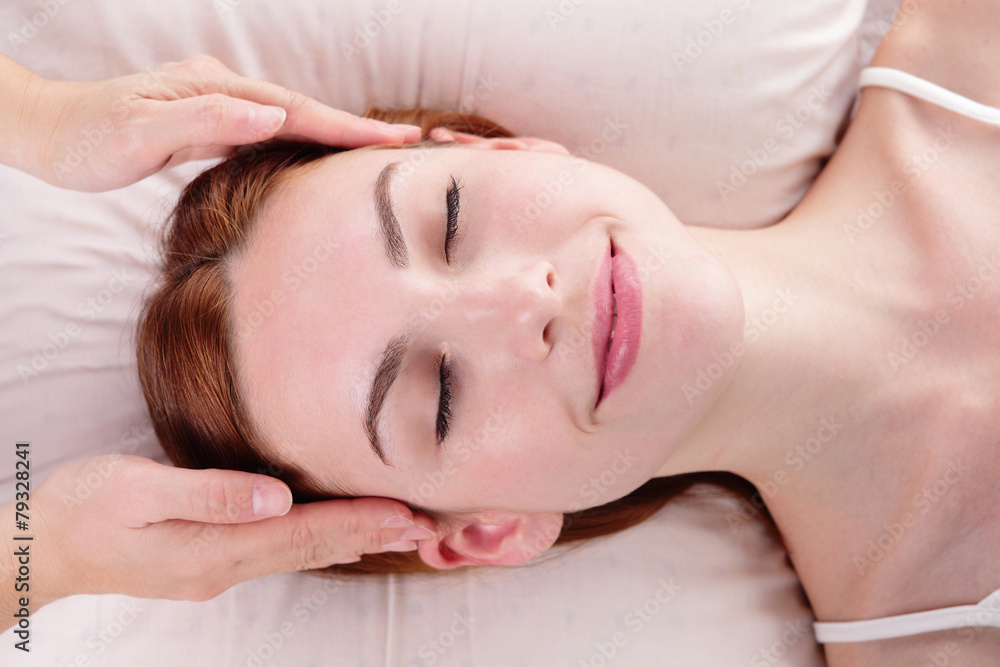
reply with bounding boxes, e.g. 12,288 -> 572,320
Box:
413,511 -> 564,570
428,127 -> 570,155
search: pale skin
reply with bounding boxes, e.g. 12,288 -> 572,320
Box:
0,54 -> 431,635
230,1 -> 999,665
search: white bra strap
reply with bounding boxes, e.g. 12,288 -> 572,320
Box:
860,66 -> 1000,127
814,588 -> 1000,644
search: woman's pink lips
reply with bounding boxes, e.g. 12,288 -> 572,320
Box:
593,240 -> 642,408
592,246 -> 614,406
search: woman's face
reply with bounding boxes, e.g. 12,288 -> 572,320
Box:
228,137 -> 744,517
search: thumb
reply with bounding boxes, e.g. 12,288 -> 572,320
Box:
151,94 -> 287,154
136,463 -> 293,526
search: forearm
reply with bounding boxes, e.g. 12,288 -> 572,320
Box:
0,54 -> 43,175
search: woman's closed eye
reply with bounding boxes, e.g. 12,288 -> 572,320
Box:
444,175 -> 463,264
436,351 -> 453,444
436,175 -> 463,445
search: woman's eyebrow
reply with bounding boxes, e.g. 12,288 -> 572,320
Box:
364,333 -> 411,468
362,160 -> 418,468
374,160 -> 408,268
362,144 -> 454,466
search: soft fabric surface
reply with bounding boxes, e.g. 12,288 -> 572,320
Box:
0,0 -> 900,664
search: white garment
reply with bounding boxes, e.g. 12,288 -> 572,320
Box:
859,66 -> 1000,127
813,67 -> 1000,644
814,588 -> 1000,643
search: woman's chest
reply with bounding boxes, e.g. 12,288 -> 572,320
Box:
792,384 -> 1000,663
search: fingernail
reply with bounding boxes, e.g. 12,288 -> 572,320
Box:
252,482 -> 291,516
382,540 -> 418,552
249,105 -> 287,133
329,554 -> 362,565
380,123 -> 422,142
381,516 -> 414,529
402,526 -> 435,541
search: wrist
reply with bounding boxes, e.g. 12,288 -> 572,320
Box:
0,501 -> 58,635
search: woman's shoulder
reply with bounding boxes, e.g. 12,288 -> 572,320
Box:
841,0 -> 1000,242
869,0 -> 1000,109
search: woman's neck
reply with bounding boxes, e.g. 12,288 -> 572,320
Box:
658,215 -> 898,488
652,88 -> 1000,616
653,205 -> 930,617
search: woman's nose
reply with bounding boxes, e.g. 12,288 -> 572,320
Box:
454,260 -> 559,361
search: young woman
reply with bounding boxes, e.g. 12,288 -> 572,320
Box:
135,1 -> 1000,664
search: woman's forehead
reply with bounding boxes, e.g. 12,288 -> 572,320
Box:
225,147 -> 429,483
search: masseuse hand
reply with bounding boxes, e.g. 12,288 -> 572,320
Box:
23,454 -> 430,609
0,53 -> 420,192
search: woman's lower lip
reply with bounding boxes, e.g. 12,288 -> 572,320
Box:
598,243 -> 642,406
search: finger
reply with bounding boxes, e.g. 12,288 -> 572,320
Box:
145,94 -> 292,157
184,74 -> 421,147
136,465 -> 293,526
275,103 -> 422,148
208,497 -> 425,576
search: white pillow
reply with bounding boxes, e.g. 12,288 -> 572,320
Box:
0,0 -> 900,664
8,0 -> 872,229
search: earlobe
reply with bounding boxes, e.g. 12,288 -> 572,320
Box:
415,512 -> 564,570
